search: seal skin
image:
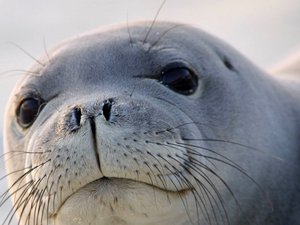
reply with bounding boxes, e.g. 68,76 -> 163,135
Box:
2,21 -> 300,225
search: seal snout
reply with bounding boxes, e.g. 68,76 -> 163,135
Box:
57,95 -> 194,192
64,97 -> 116,133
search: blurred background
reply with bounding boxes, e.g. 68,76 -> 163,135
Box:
0,0 -> 299,223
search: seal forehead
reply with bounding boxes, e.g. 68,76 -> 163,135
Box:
24,22 -> 219,89
17,23 -> 197,97
47,21 -> 213,66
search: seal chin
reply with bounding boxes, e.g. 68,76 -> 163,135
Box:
55,176 -> 191,212
52,177 -> 193,225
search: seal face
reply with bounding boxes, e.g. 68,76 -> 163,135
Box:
2,21 -> 300,225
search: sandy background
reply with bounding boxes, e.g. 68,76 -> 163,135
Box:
0,0 -> 299,223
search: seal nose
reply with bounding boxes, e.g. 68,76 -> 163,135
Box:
102,98 -> 114,121
65,97 -> 114,132
70,107 -> 82,131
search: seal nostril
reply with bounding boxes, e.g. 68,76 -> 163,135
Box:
102,99 -> 113,121
70,107 -> 82,131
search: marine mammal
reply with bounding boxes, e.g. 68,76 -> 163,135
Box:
2,21 -> 300,225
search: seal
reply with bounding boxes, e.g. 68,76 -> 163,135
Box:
2,21 -> 300,225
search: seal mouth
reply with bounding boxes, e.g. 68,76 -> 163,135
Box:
90,176 -> 191,193
53,176 -> 191,217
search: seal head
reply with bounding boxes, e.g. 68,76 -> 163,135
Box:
3,21 -> 300,225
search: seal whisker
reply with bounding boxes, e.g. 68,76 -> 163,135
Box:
35,185 -> 47,225
39,202 -> 46,225
173,142 -> 244,171
145,151 -> 171,202
0,152 -> 49,166
45,170 -> 54,195
172,141 -> 275,210
194,177 -> 228,225
157,150 -> 219,225
169,154 -> 231,225
6,181 -> 34,225
22,179 -> 45,225
148,24 -> 183,51
159,155 -> 213,225
0,161 -> 50,206
170,156 -> 230,224
154,121 -> 214,135
183,138 -> 264,153
31,190 -> 41,225
145,171 -> 158,208
45,183 -> 54,225
4,177 -> 44,225
185,164 -> 231,225
142,160 -> 160,206
126,11 -> 133,45
182,137 -> 288,163
150,140 -> 218,170
143,0 -> 167,44
163,164 -> 196,225
43,37 -> 51,64
152,97 -> 221,140
58,186 -> 63,210
22,180 -> 45,225
0,180 -> 33,209
0,69 -> 39,78
7,42 -> 45,67
15,186 -> 35,225
30,187 -> 43,225
52,191 -> 57,218
189,159 -> 251,225
0,150 -> 49,159
0,166 -> 36,182
184,176 -> 219,225
127,83 -> 137,98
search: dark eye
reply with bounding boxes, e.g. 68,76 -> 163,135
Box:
160,67 -> 198,95
17,98 -> 41,128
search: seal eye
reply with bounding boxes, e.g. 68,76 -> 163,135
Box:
17,98 -> 41,128
160,67 -> 198,95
